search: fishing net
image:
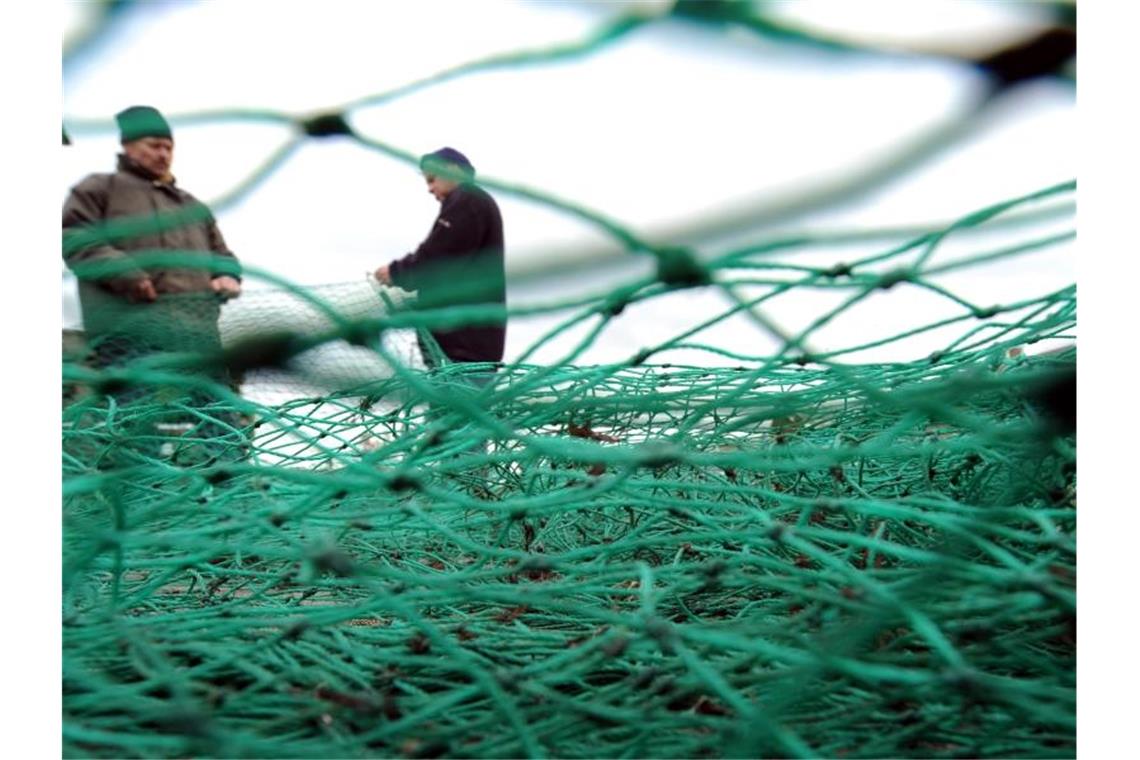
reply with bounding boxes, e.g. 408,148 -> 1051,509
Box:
62,3 -> 1075,758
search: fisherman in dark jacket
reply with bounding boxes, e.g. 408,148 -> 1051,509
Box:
63,105 -> 242,369
374,148 -> 506,368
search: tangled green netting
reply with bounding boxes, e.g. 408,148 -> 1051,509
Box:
64,5 -> 1075,758
62,191 -> 1075,760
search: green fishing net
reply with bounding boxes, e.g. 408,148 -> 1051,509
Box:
63,3 -> 1075,757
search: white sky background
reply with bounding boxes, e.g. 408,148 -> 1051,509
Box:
61,0 -> 1076,369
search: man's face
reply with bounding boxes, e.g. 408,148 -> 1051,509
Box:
425,173 -> 458,202
123,136 -> 174,178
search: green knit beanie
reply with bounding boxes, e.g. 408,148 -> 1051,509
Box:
116,105 -> 172,143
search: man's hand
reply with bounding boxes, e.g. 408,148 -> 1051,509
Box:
211,275 -> 242,300
126,277 -> 157,304
374,264 -> 392,286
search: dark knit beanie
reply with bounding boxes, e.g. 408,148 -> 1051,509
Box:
420,147 -> 475,179
116,106 -> 172,143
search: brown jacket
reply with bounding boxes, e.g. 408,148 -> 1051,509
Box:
63,155 -> 241,340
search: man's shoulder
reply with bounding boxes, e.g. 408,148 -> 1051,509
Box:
453,184 -> 500,214
73,168 -> 157,192
170,184 -> 205,204
70,172 -> 117,193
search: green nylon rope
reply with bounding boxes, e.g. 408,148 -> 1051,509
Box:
63,277 -> 1076,758
63,5 -> 1074,757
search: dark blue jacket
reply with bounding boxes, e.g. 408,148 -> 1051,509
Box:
389,183 -> 506,364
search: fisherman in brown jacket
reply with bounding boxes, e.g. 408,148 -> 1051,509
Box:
63,105 -> 242,369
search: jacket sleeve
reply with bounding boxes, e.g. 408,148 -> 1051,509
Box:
62,174 -> 148,293
204,212 -> 242,281
388,197 -> 483,292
